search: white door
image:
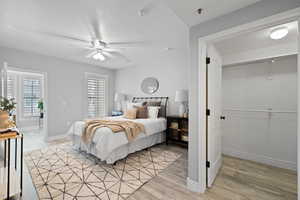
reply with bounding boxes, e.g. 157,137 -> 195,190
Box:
207,44 -> 223,187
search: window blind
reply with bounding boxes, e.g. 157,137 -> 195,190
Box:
87,76 -> 106,118
23,78 -> 41,117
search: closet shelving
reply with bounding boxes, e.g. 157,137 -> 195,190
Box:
224,108 -> 297,114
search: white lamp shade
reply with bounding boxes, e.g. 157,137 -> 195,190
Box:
175,90 -> 188,102
114,93 -> 125,102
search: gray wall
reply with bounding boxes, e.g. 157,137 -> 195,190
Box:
0,46 -> 115,138
188,0 -> 300,183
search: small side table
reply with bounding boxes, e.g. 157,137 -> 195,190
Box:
0,132 -> 23,200
166,116 -> 188,147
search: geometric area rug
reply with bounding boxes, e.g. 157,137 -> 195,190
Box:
25,143 -> 181,200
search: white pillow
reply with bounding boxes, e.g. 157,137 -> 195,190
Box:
127,102 -> 143,111
148,106 -> 160,119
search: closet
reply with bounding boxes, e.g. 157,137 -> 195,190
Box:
222,55 -> 297,170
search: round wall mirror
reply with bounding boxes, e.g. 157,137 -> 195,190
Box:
141,77 -> 159,94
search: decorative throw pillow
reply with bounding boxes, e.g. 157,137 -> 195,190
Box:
146,101 -> 161,107
147,101 -> 162,117
134,105 -> 148,119
126,102 -> 145,110
124,108 -> 137,119
148,106 -> 160,119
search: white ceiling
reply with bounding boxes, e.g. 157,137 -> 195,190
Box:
0,0 -> 263,69
0,0 -> 190,69
161,0 -> 261,27
215,21 -> 298,56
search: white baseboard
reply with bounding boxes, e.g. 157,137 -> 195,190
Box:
186,177 -> 205,193
223,147 -> 297,171
207,155 -> 222,187
46,133 -> 69,142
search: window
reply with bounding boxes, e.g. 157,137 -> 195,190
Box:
23,78 -> 41,117
87,75 -> 106,118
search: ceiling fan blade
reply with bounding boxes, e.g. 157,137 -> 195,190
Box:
83,44 -> 99,50
86,51 -> 97,58
86,11 -> 103,41
102,48 -> 121,52
42,32 -> 88,44
107,41 -> 149,48
8,25 -> 89,45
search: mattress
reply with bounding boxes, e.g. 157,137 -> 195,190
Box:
72,131 -> 165,164
68,116 -> 167,163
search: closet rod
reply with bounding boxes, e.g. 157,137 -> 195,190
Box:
223,108 -> 297,113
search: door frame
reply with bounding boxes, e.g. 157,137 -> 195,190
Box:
4,63 -> 49,141
197,7 -> 300,194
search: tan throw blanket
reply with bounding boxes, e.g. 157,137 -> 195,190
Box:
82,120 -> 145,144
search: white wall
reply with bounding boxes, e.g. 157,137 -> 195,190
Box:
222,55 -> 297,170
0,46 -> 115,138
115,47 -> 189,116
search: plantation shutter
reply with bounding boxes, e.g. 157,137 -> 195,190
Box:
23,78 -> 41,117
7,74 -> 15,100
87,76 -> 106,118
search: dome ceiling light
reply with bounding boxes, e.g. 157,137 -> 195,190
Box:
270,27 -> 289,40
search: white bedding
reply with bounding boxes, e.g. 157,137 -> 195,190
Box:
68,116 -> 166,162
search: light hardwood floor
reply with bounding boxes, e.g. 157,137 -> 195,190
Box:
129,145 -> 297,200
1,139 -> 297,200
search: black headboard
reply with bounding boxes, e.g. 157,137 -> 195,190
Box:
132,97 -> 169,118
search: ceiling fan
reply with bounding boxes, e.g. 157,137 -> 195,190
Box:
84,39 -> 132,62
8,13 -> 148,62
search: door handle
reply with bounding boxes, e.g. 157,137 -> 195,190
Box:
220,116 -> 226,120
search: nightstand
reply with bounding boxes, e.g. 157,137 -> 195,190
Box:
166,116 -> 188,147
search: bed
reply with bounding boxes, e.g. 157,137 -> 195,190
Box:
69,97 -> 168,164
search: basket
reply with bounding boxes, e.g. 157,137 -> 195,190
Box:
0,110 -> 16,131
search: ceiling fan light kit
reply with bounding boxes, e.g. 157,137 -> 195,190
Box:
92,52 -> 106,61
